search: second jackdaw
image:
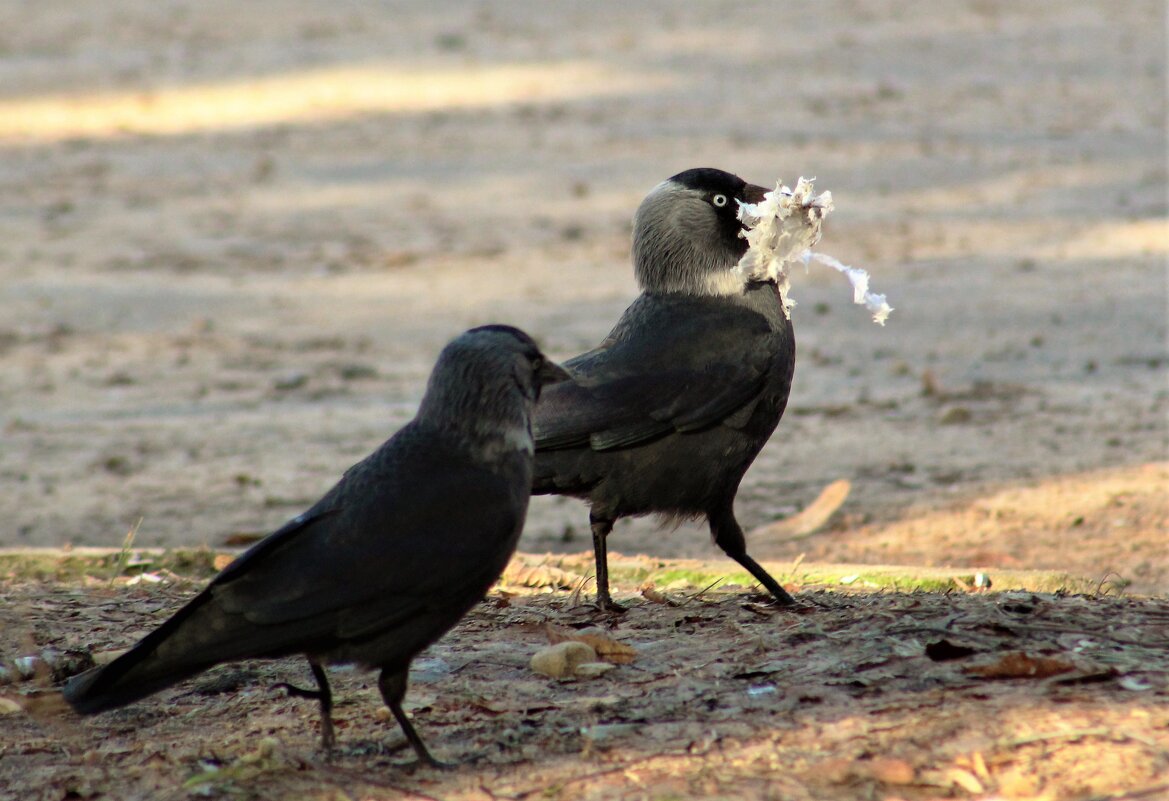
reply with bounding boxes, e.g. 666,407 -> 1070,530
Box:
63,325 -> 569,766
533,168 -> 798,611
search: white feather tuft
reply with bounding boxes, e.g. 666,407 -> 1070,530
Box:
736,177 -> 892,325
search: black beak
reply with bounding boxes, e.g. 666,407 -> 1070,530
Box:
742,183 -> 769,205
537,360 -> 573,386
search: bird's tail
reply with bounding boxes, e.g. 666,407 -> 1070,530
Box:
63,655 -> 207,715
63,588 -> 227,715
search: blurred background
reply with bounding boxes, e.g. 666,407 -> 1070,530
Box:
1,1 -> 1165,591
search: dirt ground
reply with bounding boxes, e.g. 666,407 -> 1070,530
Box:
3,562 -> 1169,801
0,0 -> 1167,798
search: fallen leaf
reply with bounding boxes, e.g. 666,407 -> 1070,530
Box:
221,532 -> 265,547
639,582 -> 673,605
751,479 -> 851,540
946,767 -> 985,794
965,651 -> 1076,679
0,697 -> 23,715
970,751 -> 991,783
545,625 -> 636,664
818,757 -> 915,785
530,641 -> 597,679
868,758 -> 916,785
502,562 -> 582,590
573,662 -> 616,678
956,751 -> 993,784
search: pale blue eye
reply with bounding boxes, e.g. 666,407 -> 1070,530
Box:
712,194 -> 728,208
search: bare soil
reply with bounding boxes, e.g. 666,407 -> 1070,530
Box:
3,567 -> 1169,801
0,0 -> 1167,798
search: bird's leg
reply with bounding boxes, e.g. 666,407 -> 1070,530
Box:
589,513 -> 625,612
378,668 -> 447,769
308,661 -> 335,753
273,659 -> 335,753
709,508 -> 796,606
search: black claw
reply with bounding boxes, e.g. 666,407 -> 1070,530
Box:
595,597 -> 628,615
272,681 -> 324,701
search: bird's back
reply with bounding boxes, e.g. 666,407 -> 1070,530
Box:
533,282 -> 794,520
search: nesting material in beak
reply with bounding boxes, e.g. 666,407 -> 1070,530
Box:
735,177 -> 892,325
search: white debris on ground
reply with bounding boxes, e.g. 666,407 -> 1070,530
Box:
736,178 -> 893,325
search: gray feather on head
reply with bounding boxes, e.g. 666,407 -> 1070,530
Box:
418,326 -> 559,460
631,180 -> 746,297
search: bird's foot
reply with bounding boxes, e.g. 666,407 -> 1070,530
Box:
417,755 -> 456,771
272,681 -> 324,701
746,592 -> 814,614
319,721 -> 336,756
760,584 -> 797,607
390,743 -> 454,771
272,682 -> 337,755
457,749 -> 492,767
593,596 -> 629,615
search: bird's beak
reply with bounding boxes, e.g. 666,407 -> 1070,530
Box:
742,183 -> 770,205
538,360 -> 573,386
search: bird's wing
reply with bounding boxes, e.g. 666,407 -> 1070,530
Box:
210,438 -> 522,641
534,297 -> 779,451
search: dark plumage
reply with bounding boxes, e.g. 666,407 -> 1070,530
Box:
63,325 -> 569,765
533,168 -> 798,610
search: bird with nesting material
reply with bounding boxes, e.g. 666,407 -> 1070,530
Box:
532,167 -> 811,611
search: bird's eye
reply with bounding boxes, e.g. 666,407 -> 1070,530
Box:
712,194 -> 728,208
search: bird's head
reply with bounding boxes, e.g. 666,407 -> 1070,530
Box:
631,167 -> 769,296
418,325 -> 570,457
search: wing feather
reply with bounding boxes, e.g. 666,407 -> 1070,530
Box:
534,296 -> 778,452
210,433 -> 522,642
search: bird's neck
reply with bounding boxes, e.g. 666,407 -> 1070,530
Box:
634,254 -> 746,297
417,394 -> 534,465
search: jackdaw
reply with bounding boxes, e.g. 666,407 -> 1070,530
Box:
532,168 -> 798,611
63,325 -> 570,766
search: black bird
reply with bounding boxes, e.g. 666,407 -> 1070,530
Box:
532,168 -> 799,611
63,325 -> 570,766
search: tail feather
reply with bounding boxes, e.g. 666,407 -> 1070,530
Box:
62,586 -> 226,714
62,583 -> 336,715
63,654 -> 212,715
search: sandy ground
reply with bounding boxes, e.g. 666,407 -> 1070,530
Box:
2,1 -> 1166,593
1,3 -> 1168,797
